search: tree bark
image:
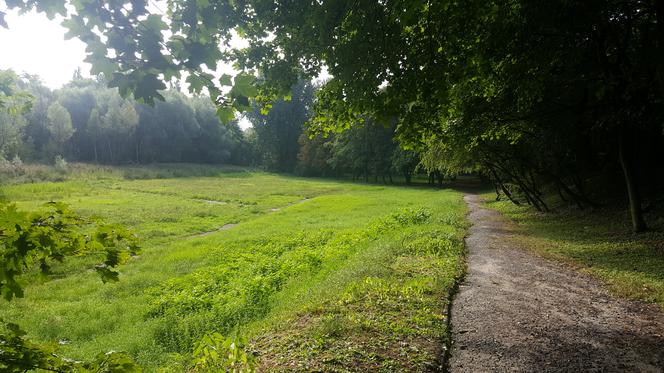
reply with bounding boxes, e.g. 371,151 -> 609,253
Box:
489,167 -> 520,205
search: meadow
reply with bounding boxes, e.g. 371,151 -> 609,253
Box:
0,164 -> 467,371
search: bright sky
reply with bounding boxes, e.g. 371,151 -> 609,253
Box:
0,6 -> 330,130
0,9 -> 90,88
0,7 -> 257,128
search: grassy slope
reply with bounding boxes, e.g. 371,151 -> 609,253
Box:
482,192 -> 664,309
0,165 -> 466,371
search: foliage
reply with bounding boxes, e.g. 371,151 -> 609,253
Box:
296,119 -> 415,183
191,333 -> 255,372
1,71 -> 250,166
46,101 -> 74,151
0,200 -> 141,371
0,201 -> 139,300
246,80 -> 315,172
0,320 -> 141,373
54,154 -> 68,172
7,0 -> 660,230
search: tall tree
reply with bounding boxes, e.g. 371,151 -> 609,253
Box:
5,0 -> 663,230
45,102 -> 74,157
246,80 -> 315,172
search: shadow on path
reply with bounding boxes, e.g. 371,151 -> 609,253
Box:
449,194 -> 664,372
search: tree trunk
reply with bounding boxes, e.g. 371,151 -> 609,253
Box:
490,168 -> 520,205
618,131 -> 647,232
107,140 -> 113,164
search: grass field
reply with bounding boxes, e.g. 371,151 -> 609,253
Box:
483,192 -> 664,310
0,164 -> 467,371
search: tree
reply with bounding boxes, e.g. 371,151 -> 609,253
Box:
246,80 -> 315,172
17,73 -> 53,161
296,132 -> 333,177
100,95 -> 139,163
5,0 -> 663,231
0,70 -> 31,159
86,108 -> 102,163
46,102 -> 74,156
0,110 -> 26,159
391,147 -> 419,185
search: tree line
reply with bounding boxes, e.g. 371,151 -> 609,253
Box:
0,70 -> 249,166
3,70 -> 451,185
4,0 -> 664,233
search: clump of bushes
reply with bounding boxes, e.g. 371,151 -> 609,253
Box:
54,155 -> 68,173
0,154 -> 25,177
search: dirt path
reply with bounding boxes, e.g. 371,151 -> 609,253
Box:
449,194 -> 664,372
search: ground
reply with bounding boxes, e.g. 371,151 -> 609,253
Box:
449,194 -> 664,372
4,165 -> 664,372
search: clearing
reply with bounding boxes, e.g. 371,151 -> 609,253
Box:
0,165 -> 466,371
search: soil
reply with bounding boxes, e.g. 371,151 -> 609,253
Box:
448,194 -> 664,372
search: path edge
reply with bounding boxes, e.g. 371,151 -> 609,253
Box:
439,193 -> 473,372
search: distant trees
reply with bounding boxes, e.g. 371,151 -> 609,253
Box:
2,69 -> 427,183
45,102 -> 74,156
6,0 -> 663,231
247,80 -> 315,172
0,70 -> 250,166
295,118 -> 423,184
0,110 -> 26,159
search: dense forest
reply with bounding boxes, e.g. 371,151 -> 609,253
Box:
0,70 -> 248,165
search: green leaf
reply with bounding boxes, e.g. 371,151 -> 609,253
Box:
144,14 -> 168,32
216,106 -> 235,124
88,57 -> 118,77
35,1 -> 67,20
133,73 -> 166,104
95,265 -> 120,283
61,17 -> 84,40
186,74 -> 207,94
219,74 -> 233,86
233,73 -> 258,97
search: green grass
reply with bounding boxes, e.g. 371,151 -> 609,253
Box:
482,192 -> 664,309
0,164 -> 467,371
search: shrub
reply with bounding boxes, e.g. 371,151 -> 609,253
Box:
54,155 -> 68,173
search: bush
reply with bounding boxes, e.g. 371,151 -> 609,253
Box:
0,155 -> 25,178
54,155 -> 68,173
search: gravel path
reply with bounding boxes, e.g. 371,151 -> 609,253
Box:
449,194 -> 664,372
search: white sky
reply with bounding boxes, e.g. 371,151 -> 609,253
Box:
0,8 -> 256,128
0,9 -> 90,88
0,7 -> 330,130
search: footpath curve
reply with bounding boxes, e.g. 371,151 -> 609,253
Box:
449,194 -> 664,372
